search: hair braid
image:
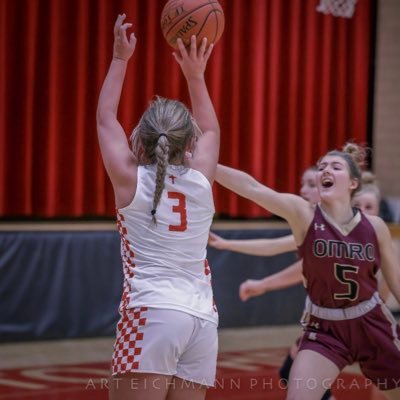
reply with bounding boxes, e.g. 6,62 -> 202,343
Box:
151,136 -> 169,224
128,96 -> 197,225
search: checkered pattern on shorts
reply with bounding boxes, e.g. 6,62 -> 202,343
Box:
116,210 -> 135,312
111,307 -> 148,375
205,259 -> 218,313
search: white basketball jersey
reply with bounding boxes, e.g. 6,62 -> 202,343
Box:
116,164 -> 218,325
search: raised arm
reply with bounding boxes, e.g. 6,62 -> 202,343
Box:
208,231 -> 297,256
239,259 -> 304,301
216,164 -> 313,244
173,36 -> 220,183
97,14 -> 137,207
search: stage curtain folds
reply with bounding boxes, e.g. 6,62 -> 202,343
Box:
0,0 -> 374,218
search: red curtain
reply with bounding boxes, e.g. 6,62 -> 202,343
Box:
0,0 -> 374,218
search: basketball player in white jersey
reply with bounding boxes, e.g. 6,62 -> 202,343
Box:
97,14 -> 220,400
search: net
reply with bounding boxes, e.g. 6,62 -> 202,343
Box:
316,0 -> 358,18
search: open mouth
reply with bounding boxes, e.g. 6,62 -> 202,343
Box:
321,177 -> 334,188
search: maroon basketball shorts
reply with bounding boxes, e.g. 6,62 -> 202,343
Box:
299,302 -> 400,390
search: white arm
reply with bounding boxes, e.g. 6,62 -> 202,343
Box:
97,14 -> 137,207
173,36 -> 220,183
215,164 -> 313,244
208,232 -> 297,256
239,260 -> 303,301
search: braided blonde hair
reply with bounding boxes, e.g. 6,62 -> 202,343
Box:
130,96 -> 198,224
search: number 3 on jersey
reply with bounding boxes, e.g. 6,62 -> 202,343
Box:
168,192 -> 187,232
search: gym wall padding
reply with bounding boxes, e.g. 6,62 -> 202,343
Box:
0,229 -> 305,342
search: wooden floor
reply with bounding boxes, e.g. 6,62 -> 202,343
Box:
0,324 -> 388,400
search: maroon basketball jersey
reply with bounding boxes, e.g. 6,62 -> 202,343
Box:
298,205 -> 381,308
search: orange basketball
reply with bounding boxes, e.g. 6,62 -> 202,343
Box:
161,0 -> 225,49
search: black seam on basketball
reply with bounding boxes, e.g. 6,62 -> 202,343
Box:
194,10 -> 223,44
163,2 -> 222,38
212,10 -> 223,43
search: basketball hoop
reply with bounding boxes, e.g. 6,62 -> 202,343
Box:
316,0 -> 358,18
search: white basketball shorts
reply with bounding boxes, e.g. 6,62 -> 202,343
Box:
111,307 -> 218,387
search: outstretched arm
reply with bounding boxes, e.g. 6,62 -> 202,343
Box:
208,231 -> 297,256
173,36 -> 220,183
239,260 -> 303,301
97,14 -> 137,207
216,164 -> 312,244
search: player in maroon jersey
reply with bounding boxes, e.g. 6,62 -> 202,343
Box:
215,143 -> 400,399
208,165 -> 338,399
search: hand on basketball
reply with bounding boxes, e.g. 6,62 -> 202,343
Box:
113,14 -> 136,61
173,35 -> 214,80
239,279 -> 267,302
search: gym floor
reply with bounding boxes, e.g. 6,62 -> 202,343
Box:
0,324 -> 388,400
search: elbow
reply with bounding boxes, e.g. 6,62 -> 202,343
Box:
96,107 -> 115,128
96,103 -> 108,123
96,104 -> 105,125
96,107 -> 102,125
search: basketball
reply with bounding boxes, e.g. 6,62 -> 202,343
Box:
161,0 -> 225,49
